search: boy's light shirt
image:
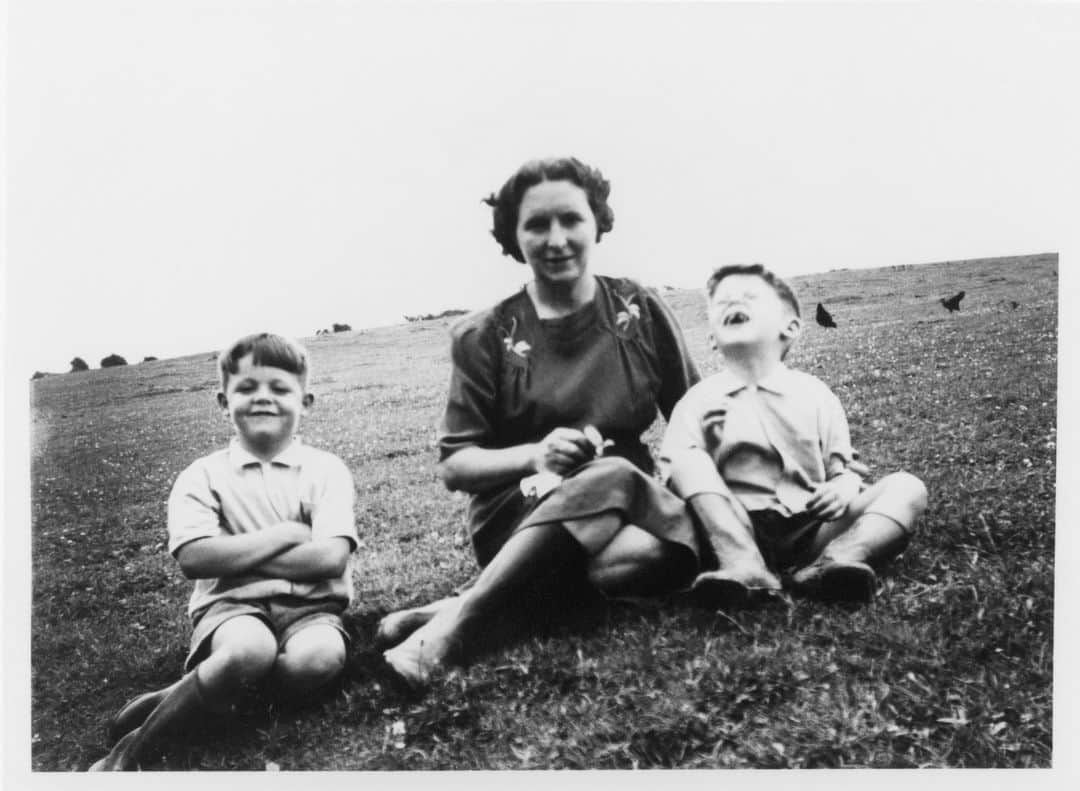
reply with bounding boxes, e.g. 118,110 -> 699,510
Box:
660,363 -> 854,515
167,437 -> 358,616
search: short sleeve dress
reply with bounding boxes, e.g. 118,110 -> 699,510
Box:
439,275 -> 703,570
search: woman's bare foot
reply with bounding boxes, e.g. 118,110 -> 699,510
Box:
381,599 -> 465,688
374,596 -> 459,649
382,640 -> 442,689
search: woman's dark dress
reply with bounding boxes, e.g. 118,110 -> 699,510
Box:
438,275 -> 701,569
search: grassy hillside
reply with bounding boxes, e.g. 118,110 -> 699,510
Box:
30,253 -> 1057,769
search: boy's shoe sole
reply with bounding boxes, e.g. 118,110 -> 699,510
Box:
690,572 -> 782,609
791,560 -> 877,603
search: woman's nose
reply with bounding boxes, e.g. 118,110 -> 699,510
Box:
546,222 -> 567,248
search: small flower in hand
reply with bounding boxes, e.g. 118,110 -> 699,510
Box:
583,425 -> 615,458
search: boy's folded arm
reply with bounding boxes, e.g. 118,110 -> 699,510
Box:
252,536 -> 354,581
175,521 -> 310,579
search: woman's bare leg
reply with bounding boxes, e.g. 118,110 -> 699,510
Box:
383,523 -> 583,686
585,524 -> 691,598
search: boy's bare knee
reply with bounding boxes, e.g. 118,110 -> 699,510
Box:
205,619 -> 279,686
219,639 -> 278,683
886,471 -> 928,514
275,627 -> 346,692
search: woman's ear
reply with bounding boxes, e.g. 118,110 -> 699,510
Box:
216,391 -> 228,411
302,393 -> 315,409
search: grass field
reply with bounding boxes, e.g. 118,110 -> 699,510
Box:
29,253 -> 1057,770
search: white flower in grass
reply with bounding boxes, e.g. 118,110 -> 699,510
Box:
388,719 -> 406,749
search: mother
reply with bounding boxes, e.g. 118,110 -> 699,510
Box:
381,157 -> 702,685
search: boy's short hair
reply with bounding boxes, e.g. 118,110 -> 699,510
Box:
705,263 -> 801,318
218,333 -> 310,389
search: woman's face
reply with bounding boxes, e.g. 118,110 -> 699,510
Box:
515,180 -> 598,288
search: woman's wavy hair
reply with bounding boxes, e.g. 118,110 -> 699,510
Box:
483,157 -> 615,263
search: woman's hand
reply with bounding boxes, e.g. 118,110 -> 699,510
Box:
532,427 -> 594,475
805,471 -> 862,522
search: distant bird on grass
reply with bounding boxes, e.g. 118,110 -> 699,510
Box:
815,303 -> 838,328
940,291 -> 965,312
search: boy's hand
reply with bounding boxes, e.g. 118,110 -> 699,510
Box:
273,520 -> 313,544
806,472 -> 861,522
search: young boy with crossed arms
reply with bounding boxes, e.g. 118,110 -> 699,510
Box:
662,264 -> 927,603
92,333 -> 358,770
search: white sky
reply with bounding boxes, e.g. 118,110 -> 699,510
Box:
5,1 -> 1078,375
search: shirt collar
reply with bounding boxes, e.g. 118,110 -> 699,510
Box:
756,363 -> 796,395
228,437 -> 304,469
713,362 -> 794,396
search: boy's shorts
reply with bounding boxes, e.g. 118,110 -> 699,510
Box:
748,509 -> 827,572
186,595 -> 349,672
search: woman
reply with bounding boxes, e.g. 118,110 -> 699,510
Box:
381,157 -> 702,686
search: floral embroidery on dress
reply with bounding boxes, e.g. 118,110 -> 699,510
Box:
615,293 -> 642,331
500,316 -> 531,359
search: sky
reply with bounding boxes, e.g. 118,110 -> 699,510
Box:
5,1 -> 1078,377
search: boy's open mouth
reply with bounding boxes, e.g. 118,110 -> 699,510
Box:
722,310 -> 750,326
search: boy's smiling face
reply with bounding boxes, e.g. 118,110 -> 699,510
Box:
707,273 -> 801,356
217,354 -> 312,459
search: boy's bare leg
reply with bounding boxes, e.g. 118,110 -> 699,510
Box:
90,615 -> 278,771
793,472 -> 928,602
667,451 -> 780,604
375,596 -> 461,649
687,493 -> 781,604
383,523 -> 582,687
273,624 -> 346,694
